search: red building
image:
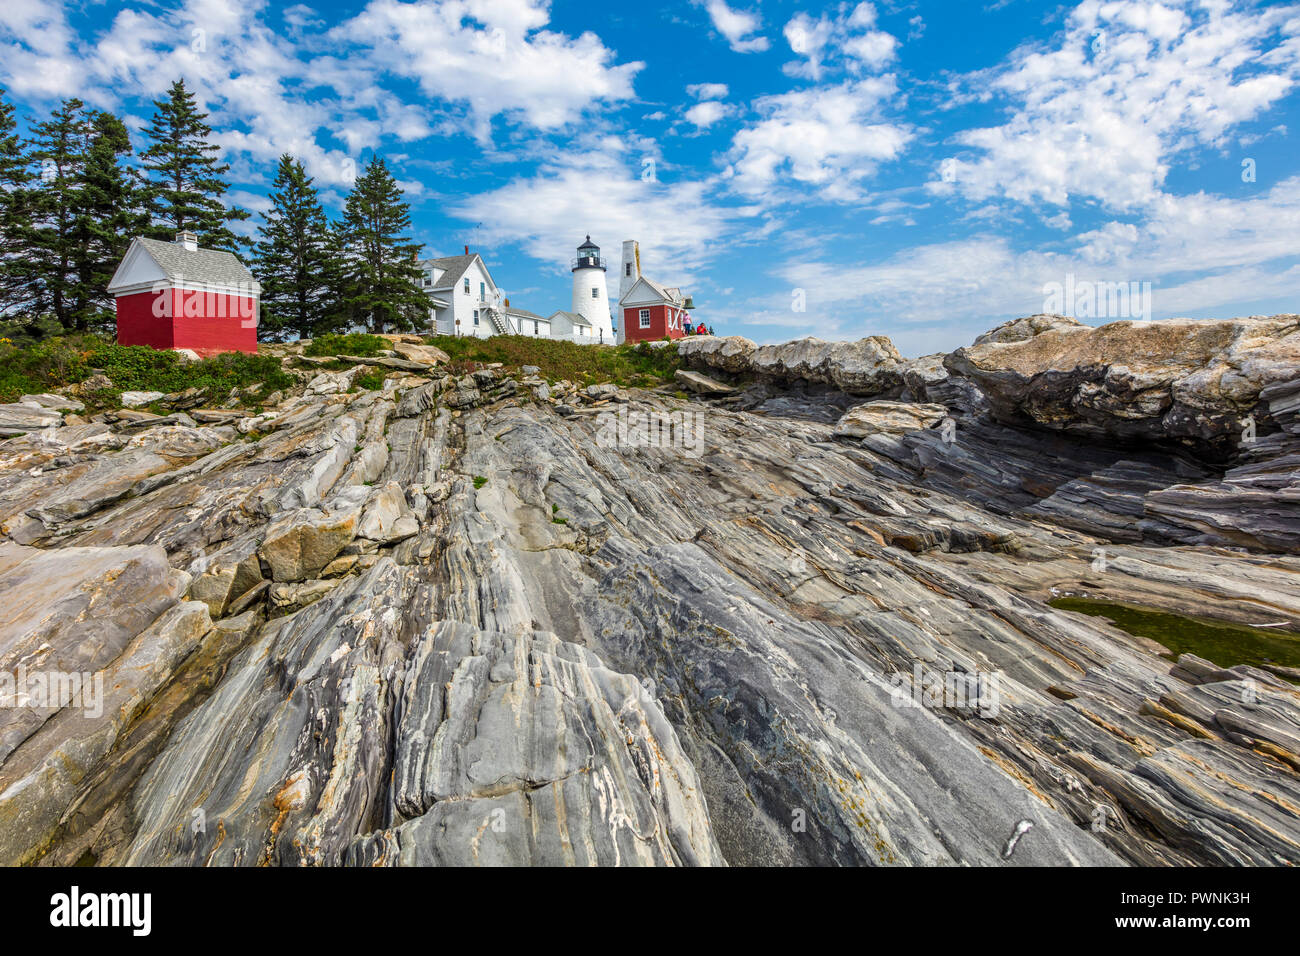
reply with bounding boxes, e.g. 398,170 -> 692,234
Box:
108,231 -> 261,356
617,275 -> 696,344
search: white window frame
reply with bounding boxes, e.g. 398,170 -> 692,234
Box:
473,310 -> 479,326
639,309 -> 650,329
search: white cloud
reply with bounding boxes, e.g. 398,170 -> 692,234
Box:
936,0 -> 1300,210
687,82 -> 729,100
451,147 -> 755,294
337,0 -> 642,136
778,175 -> 1300,351
702,0 -> 769,53
0,0 -> 645,191
725,78 -> 911,200
684,100 -> 729,129
782,3 -> 898,80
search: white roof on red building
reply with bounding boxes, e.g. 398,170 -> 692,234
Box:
618,275 -> 686,308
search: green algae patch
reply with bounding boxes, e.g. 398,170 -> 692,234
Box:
1050,597 -> 1300,673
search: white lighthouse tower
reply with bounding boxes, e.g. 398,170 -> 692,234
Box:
570,236 -> 614,344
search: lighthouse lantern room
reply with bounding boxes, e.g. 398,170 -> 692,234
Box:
569,236 -> 614,344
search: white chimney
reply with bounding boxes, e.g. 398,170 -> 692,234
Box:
618,240 -> 640,306
175,230 -> 198,252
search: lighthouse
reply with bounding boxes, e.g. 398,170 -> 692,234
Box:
570,236 -> 614,344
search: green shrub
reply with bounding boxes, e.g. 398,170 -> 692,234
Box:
0,335 -> 93,401
303,332 -> 388,358
352,370 -> 387,391
0,335 -> 292,406
87,344 -> 293,400
472,475 -> 488,489
426,335 -> 681,387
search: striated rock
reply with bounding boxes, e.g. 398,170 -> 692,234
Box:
833,401 -> 948,438
946,315 -> 1300,454
350,622 -> 724,866
259,505 -> 359,582
391,342 -> 450,366
119,391 -> 165,408
268,579 -> 338,611
680,333 -> 904,396
0,403 -> 62,431
677,335 -> 755,373
973,313 -> 1088,345
1,321 -> 1299,869
356,481 -> 418,544
19,393 -> 84,412
674,369 -> 735,396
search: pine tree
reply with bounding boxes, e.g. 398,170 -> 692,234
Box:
139,79 -> 248,254
69,112 -> 147,331
17,99 -> 87,330
0,87 -> 33,316
15,100 -> 144,332
253,154 -> 340,340
336,157 -> 427,333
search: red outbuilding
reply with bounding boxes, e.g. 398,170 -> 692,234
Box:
108,231 -> 261,356
617,275 -> 696,344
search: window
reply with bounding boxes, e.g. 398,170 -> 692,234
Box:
533,321 -> 539,335
591,287 -> 599,298
463,278 -> 469,294
625,263 -> 631,276
639,309 -> 650,329
479,281 -> 485,301
473,310 -> 479,326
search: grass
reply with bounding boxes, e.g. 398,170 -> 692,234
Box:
1050,596 -> 1300,674
0,334 -> 293,407
427,335 -> 681,389
303,332 -> 389,358
472,475 -> 488,489
351,369 -> 388,392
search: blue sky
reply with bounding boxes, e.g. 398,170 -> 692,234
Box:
2,0 -> 1298,354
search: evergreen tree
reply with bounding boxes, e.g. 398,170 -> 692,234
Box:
139,79 -> 248,254
253,154 -> 340,340
0,87 -> 33,316
16,100 -> 144,332
17,99 -> 87,330
336,157 -> 427,333
69,111 -> 147,330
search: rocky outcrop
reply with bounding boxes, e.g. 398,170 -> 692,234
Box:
944,316 -> 1300,455
1,321 -> 1299,868
833,401 -> 948,438
680,334 -> 904,396
675,369 -> 735,396
973,313 -> 1087,345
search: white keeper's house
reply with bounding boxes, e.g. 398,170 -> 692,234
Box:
416,248 -> 511,337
